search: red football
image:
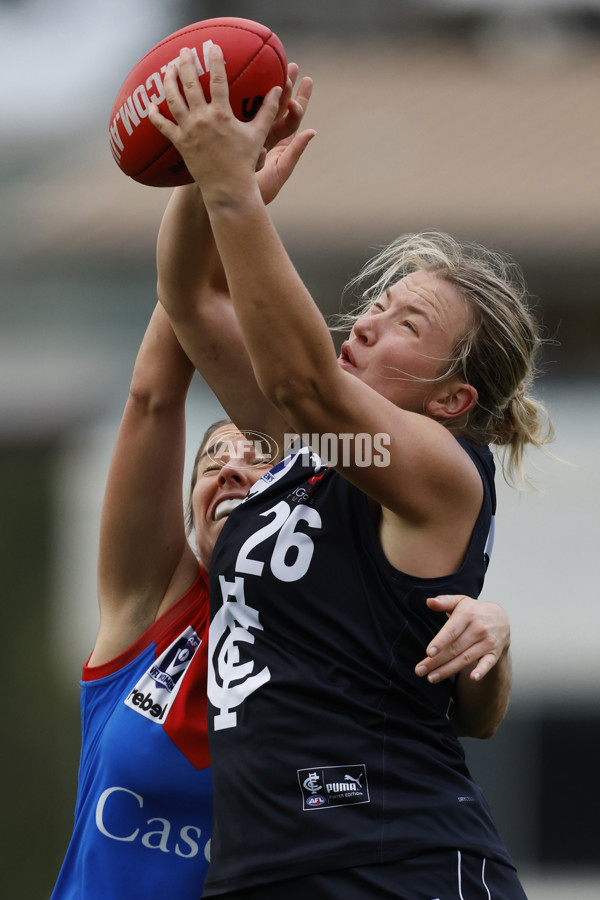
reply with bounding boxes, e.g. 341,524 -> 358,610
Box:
108,17 -> 287,187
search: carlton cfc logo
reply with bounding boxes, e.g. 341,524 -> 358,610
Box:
298,763 -> 370,811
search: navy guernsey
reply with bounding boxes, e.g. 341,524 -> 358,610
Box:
204,441 -> 513,895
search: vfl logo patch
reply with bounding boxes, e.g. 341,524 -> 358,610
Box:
245,446 -> 320,502
298,764 -> 370,811
125,626 -> 201,723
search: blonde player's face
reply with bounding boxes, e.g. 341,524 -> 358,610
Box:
339,270 -> 471,412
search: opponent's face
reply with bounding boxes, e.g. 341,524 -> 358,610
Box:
192,424 -> 271,570
339,270 -> 471,413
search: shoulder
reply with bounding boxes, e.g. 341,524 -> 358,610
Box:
456,439 -> 496,505
87,563 -> 207,674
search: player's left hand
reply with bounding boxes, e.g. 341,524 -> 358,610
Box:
257,128 -> 316,206
265,62 -> 313,152
255,63 -> 315,205
415,595 -> 510,684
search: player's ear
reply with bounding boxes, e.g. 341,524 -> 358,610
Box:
425,381 -> 478,421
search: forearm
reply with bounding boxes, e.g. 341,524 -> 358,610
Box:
453,648 -> 512,739
99,304 -> 194,601
157,183 -> 227,314
205,190 -> 340,412
151,48 -> 335,416
129,301 -> 195,405
150,48 -> 328,438
156,181 -> 279,435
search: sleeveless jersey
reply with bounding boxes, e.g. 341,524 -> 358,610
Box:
204,442 -> 513,895
51,568 -> 212,900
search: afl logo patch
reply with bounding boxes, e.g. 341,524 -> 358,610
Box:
298,764 -> 370,811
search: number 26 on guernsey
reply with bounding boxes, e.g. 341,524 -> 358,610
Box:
235,501 -> 322,583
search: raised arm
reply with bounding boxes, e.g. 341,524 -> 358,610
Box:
91,303 -> 199,666
156,64 -> 314,443
156,183 -> 269,433
149,48 -> 483,575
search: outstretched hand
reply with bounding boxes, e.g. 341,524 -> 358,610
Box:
265,62 -> 314,151
257,64 -> 315,205
257,128 -> 316,206
415,595 -> 511,684
148,46 -> 315,207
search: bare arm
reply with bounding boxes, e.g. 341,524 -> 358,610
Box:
149,48 -> 483,577
91,303 -> 199,666
156,65 -> 314,443
453,649 -> 512,739
149,48 -> 515,734
156,183 -> 275,433
415,595 -> 513,738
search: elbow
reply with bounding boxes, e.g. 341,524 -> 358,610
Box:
156,273 -> 197,321
156,274 -> 171,311
157,279 -> 184,320
127,381 -> 162,418
128,377 -> 186,419
261,374 -> 323,418
455,720 -> 500,741
474,722 -> 500,741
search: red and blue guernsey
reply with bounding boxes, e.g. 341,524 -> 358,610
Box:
51,568 -> 212,900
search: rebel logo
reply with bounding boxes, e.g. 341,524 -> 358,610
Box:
127,689 -> 167,720
124,626 -> 201,724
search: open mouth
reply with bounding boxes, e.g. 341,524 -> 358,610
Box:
214,497 -> 244,522
340,343 -> 356,367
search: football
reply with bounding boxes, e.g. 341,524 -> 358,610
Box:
109,17 -> 287,187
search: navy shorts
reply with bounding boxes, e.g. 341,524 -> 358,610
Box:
215,851 -> 528,899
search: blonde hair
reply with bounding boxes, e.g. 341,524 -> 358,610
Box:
332,231 -> 554,485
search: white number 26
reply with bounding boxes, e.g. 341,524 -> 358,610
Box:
235,501 -> 321,583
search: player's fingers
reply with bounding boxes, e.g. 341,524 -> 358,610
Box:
294,76 -> 314,112
266,103 -> 304,148
280,65 -> 297,112
253,84 -> 284,140
470,653 -> 498,682
425,596 -> 507,659
207,44 -> 231,108
176,48 -> 207,108
161,60 -> 190,120
425,613 -> 470,661
417,639 -> 491,683
433,616 -> 503,668
415,644 -> 470,681
276,129 -> 317,180
267,87 -> 313,147
426,594 -> 465,615
285,98 -> 308,131
415,651 -> 459,683
148,102 -> 175,138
